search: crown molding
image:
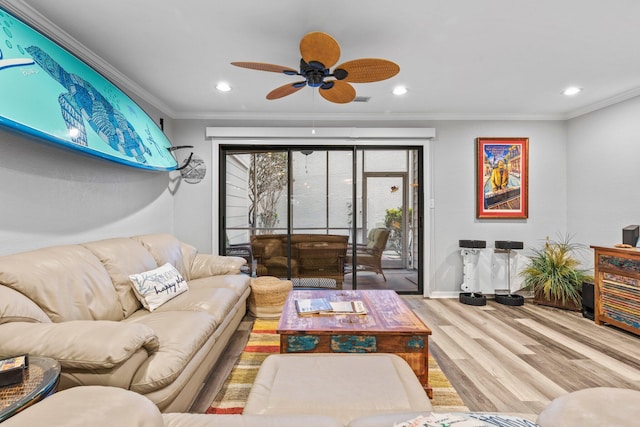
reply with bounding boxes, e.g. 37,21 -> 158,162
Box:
175,111 -> 568,122
564,87 -> 640,120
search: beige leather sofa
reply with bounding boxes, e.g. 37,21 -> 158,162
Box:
0,233 -> 251,413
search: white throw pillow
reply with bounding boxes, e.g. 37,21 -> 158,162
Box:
129,263 -> 189,311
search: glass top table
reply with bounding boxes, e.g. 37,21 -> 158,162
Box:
0,356 -> 61,422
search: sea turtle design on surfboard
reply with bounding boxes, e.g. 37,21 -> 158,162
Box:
25,45 -> 151,164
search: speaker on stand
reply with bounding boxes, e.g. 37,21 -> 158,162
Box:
494,240 -> 525,306
582,281 -> 595,320
459,240 -> 487,306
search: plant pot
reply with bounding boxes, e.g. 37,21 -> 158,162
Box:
533,289 -> 581,311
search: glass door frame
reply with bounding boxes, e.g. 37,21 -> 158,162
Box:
219,144 -> 424,295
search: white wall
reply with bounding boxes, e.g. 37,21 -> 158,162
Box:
427,120 -> 568,296
171,120 -> 214,253
567,95 -> 640,269
0,101 -> 178,256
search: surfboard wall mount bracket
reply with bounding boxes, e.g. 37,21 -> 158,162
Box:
168,146 -> 194,171
167,145 -> 207,184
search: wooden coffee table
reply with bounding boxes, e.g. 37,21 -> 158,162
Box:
277,289 -> 433,397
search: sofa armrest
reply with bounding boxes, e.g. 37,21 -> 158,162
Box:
1,386 -> 164,427
190,253 -> 246,279
0,320 -> 159,369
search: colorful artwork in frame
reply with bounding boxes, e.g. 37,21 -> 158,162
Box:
0,7 -> 178,171
476,137 -> 529,219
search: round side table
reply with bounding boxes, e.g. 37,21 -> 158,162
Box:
0,356 -> 61,422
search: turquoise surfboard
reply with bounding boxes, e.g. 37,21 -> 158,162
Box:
0,8 -> 178,171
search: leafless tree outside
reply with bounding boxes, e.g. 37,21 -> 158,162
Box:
249,152 -> 288,233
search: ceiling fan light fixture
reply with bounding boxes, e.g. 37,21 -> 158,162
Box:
216,82 -> 231,92
393,85 -> 407,95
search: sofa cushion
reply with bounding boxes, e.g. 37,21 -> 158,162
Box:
83,238 -> 158,317
536,387 -> 640,427
244,354 -> 432,425
150,286 -> 239,326
0,245 -> 122,322
188,274 -> 251,297
190,254 -> 246,279
0,386 -> 165,427
129,263 -> 189,312
0,285 -> 51,324
0,320 -> 159,369
125,311 -> 218,393
179,242 -> 199,280
132,234 -> 191,279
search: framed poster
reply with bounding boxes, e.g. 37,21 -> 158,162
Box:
0,7 -> 177,171
476,137 -> 528,219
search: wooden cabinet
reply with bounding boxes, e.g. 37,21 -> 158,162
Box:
591,246 -> 640,336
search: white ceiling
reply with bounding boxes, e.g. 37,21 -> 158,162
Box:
5,0 -> 640,121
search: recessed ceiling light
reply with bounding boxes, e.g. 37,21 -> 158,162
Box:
216,82 -> 231,92
393,86 -> 407,96
562,86 -> 582,96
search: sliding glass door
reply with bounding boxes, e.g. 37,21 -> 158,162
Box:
221,145 -> 422,294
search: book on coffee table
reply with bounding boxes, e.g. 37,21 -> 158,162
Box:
295,297 -> 333,314
326,300 -> 367,314
295,298 -> 367,315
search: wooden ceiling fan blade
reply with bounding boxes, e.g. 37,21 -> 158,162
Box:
231,62 -> 298,74
319,80 -> 356,104
336,58 -> 400,83
266,81 -> 306,100
300,32 -> 341,69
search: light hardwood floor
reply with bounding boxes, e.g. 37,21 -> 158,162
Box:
191,297 -> 640,416
405,297 -> 640,415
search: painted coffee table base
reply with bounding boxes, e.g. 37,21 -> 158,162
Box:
277,289 -> 433,398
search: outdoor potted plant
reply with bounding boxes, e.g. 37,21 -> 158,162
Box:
520,235 -> 593,311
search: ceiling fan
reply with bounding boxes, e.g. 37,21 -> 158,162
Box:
231,31 -> 400,104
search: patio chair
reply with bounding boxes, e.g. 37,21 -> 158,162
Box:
348,227 -> 390,281
225,234 -> 253,274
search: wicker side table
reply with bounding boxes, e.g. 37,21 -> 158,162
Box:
248,276 -> 293,318
0,356 -> 60,422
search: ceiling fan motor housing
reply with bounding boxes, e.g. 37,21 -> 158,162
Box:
301,59 -> 328,87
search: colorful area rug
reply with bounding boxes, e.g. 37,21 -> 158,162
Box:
207,319 -> 468,414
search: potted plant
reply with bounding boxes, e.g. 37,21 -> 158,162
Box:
520,235 -> 593,311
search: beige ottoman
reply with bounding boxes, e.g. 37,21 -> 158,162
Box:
243,353 -> 433,425
248,276 -> 292,318
536,387 -> 640,427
